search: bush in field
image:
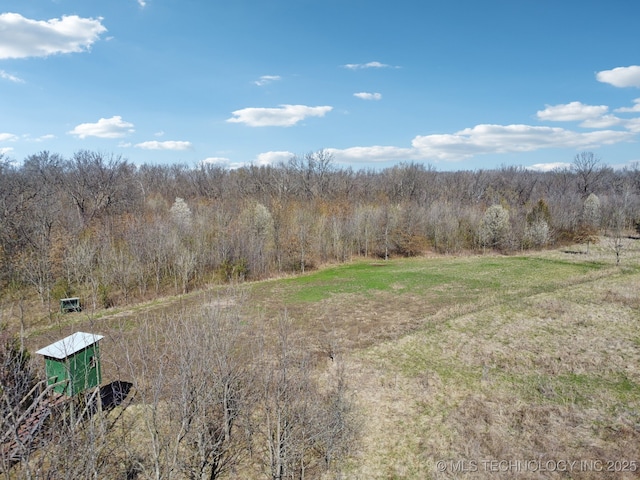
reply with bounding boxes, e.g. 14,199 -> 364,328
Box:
524,218 -> 551,249
480,204 -> 511,251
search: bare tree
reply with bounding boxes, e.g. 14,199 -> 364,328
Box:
238,202 -> 275,278
37,401 -> 115,480
171,301 -> 254,480
118,296 -> 255,480
289,206 -> 316,273
0,327 -> 38,436
376,204 -> 400,260
64,151 -> 137,227
287,150 -> 335,199
392,204 -> 428,257
137,219 -> 174,295
0,327 -> 72,478
257,316 -> 311,480
353,204 -> 376,257
100,243 -> 137,305
572,151 -> 609,197
62,237 -> 101,310
256,315 -> 357,480
120,315 -> 178,480
313,360 -> 358,472
603,186 -> 632,265
10,152 -> 65,308
426,201 -> 458,254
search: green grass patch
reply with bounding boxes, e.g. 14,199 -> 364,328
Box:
272,255 -> 606,306
500,372 -> 640,407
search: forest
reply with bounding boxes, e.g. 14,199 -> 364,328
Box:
1,149 -> 638,312
1,149 -> 640,479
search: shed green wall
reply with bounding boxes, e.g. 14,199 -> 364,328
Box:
44,357 -> 68,395
44,343 -> 101,396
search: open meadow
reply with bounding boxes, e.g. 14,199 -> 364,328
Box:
244,240 -> 640,479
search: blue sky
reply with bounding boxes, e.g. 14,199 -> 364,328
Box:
1,0 -> 639,171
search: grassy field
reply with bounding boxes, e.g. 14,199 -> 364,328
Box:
244,241 -> 640,479
18,238 -> 640,479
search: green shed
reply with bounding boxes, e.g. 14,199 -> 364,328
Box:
35,332 -> 104,397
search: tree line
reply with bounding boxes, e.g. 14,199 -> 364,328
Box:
1,149 -> 639,310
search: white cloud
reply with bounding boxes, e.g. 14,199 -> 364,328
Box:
536,101 -> 608,122
0,13 -> 107,59
527,162 -> 572,172
201,156 -> 230,165
411,124 -> 632,161
0,133 -> 18,142
227,104 -> 332,127
327,145 -> 414,163
579,114 -> 623,129
254,151 -> 294,166
32,134 -> 55,142
137,0 -> 147,7
596,65 -> 640,88
200,157 -> 244,169
135,140 -> 192,150
535,101 -> 640,129
343,61 -> 394,70
154,130 -> 165,137
624,118 -> 640,133
328,124 -> 635,164
0,70 -> 24,83
68,116 -> 135,139
254,75 -> 281,86
615,98 -> 640,113
354,92 -> 382,101
0,147 -> 14,155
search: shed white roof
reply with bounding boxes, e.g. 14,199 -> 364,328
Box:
35,332 -> 104,359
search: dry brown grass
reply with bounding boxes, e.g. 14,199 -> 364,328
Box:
344,239 -> 640,479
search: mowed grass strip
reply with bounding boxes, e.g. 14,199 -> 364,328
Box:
256,254 -> 606,309
246,254 -> 617,358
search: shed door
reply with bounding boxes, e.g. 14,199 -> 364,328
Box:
45,358 -> 69,395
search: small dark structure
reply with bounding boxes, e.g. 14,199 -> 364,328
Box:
59,297 -> 81,314
35,332 -> 104,397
